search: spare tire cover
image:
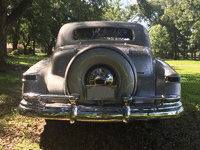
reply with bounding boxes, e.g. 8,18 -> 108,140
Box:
65,45 -> 137,104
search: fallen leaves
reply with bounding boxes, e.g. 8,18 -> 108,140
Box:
0,109 -> 45,149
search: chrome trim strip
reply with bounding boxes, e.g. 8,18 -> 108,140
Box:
132,95 -> 180,100
23,93 -> 75,103
165,81 -> 182,83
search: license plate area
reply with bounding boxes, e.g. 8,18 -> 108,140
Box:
86,85 -> 117,100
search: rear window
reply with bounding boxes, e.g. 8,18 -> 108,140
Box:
73,27 -> 133,41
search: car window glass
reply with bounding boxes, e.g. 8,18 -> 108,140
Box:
73,27 -> 133,41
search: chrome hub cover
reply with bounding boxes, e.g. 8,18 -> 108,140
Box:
85,66 -> 116,86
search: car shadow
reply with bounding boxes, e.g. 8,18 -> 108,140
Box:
40,120 -> 163,150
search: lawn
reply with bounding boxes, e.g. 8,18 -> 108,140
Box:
0,54 -> 48,149
0,56 -> 200,149
165,60 -> 200,113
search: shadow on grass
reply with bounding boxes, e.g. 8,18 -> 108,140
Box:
40,120 -> 164,150
40,113 -> 200,150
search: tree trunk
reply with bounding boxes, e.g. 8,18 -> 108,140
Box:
174,43 -> 178,60
169,51 -> 173,59
194,51 -> 196,60
174,51 -> 177,60
0,33 -> 7,72
177,48 -> 179,59
13,21 -> 20,50
44,45 -> 48,53
191,52 -> 193,60
0,0 -> 8,72
24,45 -> 27,55
23,37 -> 30,55
13,41 -> 18,50
172,29 -> 178,60
1,37 -> 6,57
47,39 -> 55,55
160,50 -> 164,59
47,44 -> 53,55
183,49 -> 186,59
4,38 -> 7,56
199,53 -> 200,61
33,40 -> 35,55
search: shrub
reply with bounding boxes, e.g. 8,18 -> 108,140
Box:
10,49 -> 20,56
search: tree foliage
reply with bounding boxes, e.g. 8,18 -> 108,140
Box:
189,21 -> 200,56
7,0 -> 108,56
149,24 -> 171,58
103,0 -> 134,21
3,0 -> 200,64
0,0 -> 33,72
132,0 -> 200,60
130,0 -> 164,25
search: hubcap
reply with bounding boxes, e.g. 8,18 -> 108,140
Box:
85,66 -> 116,86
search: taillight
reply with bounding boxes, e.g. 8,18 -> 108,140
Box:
22,74 -> 37,81
165,75 -> 181,83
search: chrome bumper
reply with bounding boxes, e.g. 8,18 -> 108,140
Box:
19,93 -> 184,124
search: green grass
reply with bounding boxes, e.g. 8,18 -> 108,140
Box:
0,57 -> 200,149
0,53 -> 49,96
6,53 -> 49,67
165,60 -> 200,113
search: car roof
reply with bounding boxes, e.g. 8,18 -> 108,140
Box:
56,21 -> 150,48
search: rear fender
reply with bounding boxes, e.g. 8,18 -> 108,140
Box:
22,59 -> 50,94
156,59 -> 181,96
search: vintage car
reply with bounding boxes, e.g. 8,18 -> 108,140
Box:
19,21 -> 183,124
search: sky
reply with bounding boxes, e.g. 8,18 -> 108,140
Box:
122,0 -> 138,5
120,0 -> 149,28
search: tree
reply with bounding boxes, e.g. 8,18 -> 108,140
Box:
174,0 -> 200,59
130,0 -> 200,60
41,0 -> 107,55
20,20 -> 32,54
7,20 -> 22,51
0,0 -> 33,72
149,24 -> 171,59
24,0 -> 108,55
129,0 -> 164,26
161,3 -> 181,60
68,0 -> 107,21
22,0 -> 52,55
189,21 -> 200,60
103,0 -> 134,21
